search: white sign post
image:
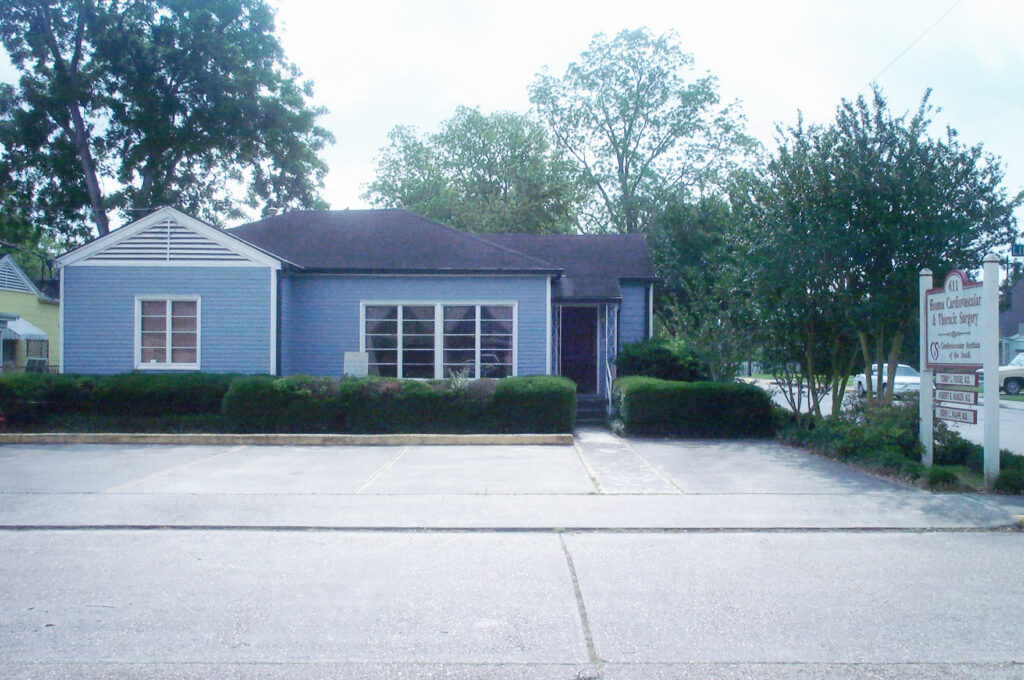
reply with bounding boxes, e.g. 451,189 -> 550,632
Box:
920,255 -> 1001,481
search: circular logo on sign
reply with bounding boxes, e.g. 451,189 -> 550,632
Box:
929,341 -> 940,361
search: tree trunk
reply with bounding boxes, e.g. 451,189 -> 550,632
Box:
67,105 -> 109,236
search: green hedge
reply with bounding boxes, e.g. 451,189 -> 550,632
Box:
615,340 -> 705,382
220,374 -> 576,434
0,372 -> 577,434
613,376 -> 774,438
0,372 -> 235,423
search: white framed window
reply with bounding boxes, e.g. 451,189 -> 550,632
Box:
361,302 -> 516,379
135,296 -> 201,370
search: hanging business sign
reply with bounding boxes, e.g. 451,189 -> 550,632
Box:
934,388 -> 978,406
925,270 -> 983,370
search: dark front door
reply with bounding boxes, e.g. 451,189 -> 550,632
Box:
560,306 -> 598,393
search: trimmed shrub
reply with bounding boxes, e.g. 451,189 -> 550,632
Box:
615,340 -> 705,382
89,372 -> 235,416
491,376 -> 576,433
0,373 -> 84,423
613,376 -> 774,438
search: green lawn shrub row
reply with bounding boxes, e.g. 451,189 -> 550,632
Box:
613,376 -> 774,438
614,340 -> 706,382
0,372 -> 235,422
0,372 -> 577,434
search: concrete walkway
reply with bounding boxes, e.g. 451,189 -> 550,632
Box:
0,430 -> 1017,530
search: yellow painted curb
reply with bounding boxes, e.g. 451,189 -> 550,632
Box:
0,433 -> 574,446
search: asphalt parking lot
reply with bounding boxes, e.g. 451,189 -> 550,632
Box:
2,432 -> 1023,679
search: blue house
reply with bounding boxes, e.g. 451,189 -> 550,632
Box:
56,206 -> 654,397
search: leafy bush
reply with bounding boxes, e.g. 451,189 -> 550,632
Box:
779,396 -> 925,481
615,340 -> 705,382
613,376 -> 774,438
491,376 -> 577,433
993,468 -> 1024,495
89,372 -> 235,416
0,373 -> 84,423
925,465 -> 961,491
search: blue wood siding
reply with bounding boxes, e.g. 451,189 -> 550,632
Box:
62,266 -> 271,374
281,274 -> 549,377
619,282 -> 648,346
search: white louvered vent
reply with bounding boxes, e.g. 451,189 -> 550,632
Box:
89,219 -> 248,263
0,258 -> 35,293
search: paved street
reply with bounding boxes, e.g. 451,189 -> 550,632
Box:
2,433 -> 1023,679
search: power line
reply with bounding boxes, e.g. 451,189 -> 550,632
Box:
868,0 -> 965,86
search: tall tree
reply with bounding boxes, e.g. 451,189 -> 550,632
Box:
0,0 -> 332,242
745,87 -> 1022,406
363,107 -> 584,234
530,28 -> 755,234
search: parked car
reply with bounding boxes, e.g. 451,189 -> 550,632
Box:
853,364 -> 921,395
976,353 -> 1024,395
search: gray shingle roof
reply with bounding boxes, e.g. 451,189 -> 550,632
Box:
481,234 -> 655,301
230,210 -> 655,301
229,209 -> 559,274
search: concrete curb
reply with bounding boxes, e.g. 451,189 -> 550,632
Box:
0,432 -> 574,446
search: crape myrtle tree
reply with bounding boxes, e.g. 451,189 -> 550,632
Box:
530,28 -> 756,234
745,86 -> 1021,411
363,107 -> 584,234
648,195 -> 751,382
0,0 -> 333,245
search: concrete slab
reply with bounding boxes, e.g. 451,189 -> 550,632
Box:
567,532 -> 1024,664
574,430 -> 679,494
0,445 -> 233,493
628,439 -> 902,494
362,444 -> 596,495
0,531 -> 587,665
116,445 -> 403,494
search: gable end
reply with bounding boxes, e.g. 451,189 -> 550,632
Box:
88,218 -> 250,264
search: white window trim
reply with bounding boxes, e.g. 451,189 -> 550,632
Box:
134,295 -> 202,370
360,300 -> 518,380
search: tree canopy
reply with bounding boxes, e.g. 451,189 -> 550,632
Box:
530,28 -> 755,234
743,87 -> 1022,406
363,107 -> 584,234
0,0 -> 333,243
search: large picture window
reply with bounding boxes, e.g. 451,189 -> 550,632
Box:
136,297 -> 200,369
363,302 -> 515,379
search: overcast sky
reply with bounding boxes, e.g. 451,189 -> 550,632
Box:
2,0 -> 1022,227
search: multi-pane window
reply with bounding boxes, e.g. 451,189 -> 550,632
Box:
364,303 -> 514,379
137,298 -> 199,368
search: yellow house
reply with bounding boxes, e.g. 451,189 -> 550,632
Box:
0,255 -> 60,372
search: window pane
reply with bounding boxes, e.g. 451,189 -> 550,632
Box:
403,349 -> 434,365
141,347 -> 166,363
481,363 -> 512,378
482,349 -> 512,365
171,348 -> 197,364
480,334 -> 512,350
403,364 -> 434,379
365,306 -> 397,320
444,334 -> 475,351
444,305 -> 474,320
403,334 -> 434,350
367,350 -> 397,365
141,300 -> 166,315
365,334 -> 397,350
368,364 -> 397,377
481,319 -> 513,335
171,332 -> 196,349
481,305 -> 513,321
403,305 -> 434,321
443,349 -> 475,365
141,316 -> 166,332
141,331 -> 166,348
365,319 -> 397,335
403,319 -> 434,335
172,300 -> 197,316
171,315 -> 197,331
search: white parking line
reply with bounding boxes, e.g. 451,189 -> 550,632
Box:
354,446 -> 409,494
101,445 -> 246,493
